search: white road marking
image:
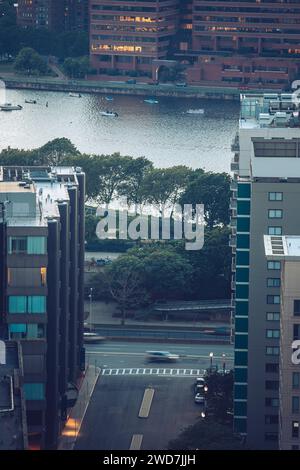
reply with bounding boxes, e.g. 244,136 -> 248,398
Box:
101,368 -> 203,377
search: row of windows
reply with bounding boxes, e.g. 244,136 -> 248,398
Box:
9,323 -> 45,340
8,296 -> 46,314
9,237 -> 46,255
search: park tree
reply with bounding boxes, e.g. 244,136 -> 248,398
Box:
14,47 -> 48,75
63,56 -> 89,79
141,166 -> 192,214
118,156 -> 153,210
180,171 -> 231,229
104,255 -> 149,325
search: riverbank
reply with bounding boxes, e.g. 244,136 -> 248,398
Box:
0,73 -> 278,101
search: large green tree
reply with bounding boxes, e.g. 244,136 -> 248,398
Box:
14,47 -> 48,75
180,171 -> 231,229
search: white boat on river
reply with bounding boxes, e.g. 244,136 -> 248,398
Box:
0,103 -> 23,111
100,110 -> 118,117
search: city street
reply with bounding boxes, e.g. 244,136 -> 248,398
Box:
86,341 -> 233,372
75,374 -> 202,450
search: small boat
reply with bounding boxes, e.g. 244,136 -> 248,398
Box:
186,108 -> 204,115
105,96 -> 114,101
69,92 -> 82,98
144,98 -> 159,104
0,103 -> 23,111
25,99 -> 37,104
100,110 -> 118,117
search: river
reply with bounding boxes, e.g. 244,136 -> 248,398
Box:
0,88 -> 239,172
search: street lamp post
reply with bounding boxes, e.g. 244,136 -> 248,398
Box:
89,288 -> 93,331
209,352 -> 214,372
222,353 -> 226,374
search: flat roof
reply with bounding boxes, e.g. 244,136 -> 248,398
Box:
264,235 -> 300,260
0,182 -> 35,193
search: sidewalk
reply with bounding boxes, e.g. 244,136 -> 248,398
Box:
85,300 -> 230,330
58,365 -> 101,451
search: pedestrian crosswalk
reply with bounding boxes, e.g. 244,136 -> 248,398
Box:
101,368 -> 202,377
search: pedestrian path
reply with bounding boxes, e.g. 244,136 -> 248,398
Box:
102,367 -> 203,377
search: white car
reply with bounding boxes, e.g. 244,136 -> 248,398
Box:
194,394 -> 205,405
146,351 -> 179,363
195,377 -> 205,385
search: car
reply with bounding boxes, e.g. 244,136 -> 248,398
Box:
83,332 -> 106,344
194,394 -> 205,405
145,351 -> 179,363
194,384 -> 204,393
126,79 -> 136,84
176,82 -> 187,87
195,377 -> 205,385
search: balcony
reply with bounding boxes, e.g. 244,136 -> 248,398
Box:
230,199 -> 237,211
231,258 -> 236,272
230,180 -> 238,191
229,235 -> 236,248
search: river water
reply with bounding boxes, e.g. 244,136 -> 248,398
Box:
0,88 -> 239,172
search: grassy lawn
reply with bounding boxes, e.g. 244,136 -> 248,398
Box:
0,61 -> 15,73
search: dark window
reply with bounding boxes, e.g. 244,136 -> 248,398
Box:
293,373 -> 300,389
294,300 -> 300,316
266,363 -> 279,373
292,396 -> 300,414
294,324 -> 300,340
292,421 -> 299,438
265,432 -> 278,442
265,380 -> 279,390
265,415 -> 278,425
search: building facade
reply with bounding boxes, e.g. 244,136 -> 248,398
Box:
0,166 -> 85,450
264,235 -> 300,450
89,0 -> 300,89
231,93 -> 300,448
16,0 -> 89,32
89,0 -> 180,79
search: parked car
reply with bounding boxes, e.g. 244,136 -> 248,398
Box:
195,377 -> 205,385
176,82 -> 187,87
194,393 -> 205,405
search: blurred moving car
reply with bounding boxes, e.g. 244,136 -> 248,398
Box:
83,332 -> 106,344
145,351 -> 179,363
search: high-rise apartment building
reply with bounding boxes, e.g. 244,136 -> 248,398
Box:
264,235 -> 300,450
186,0 -> 300,88
16,0 -> 64,31
0,166 -> 86,449
231,92 -> 300,449
89,0 -> 180,79
16,0 -> 89,32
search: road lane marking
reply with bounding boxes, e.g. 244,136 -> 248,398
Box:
101,368 -> 203,377
139,388 -> 155,418
130,434 -> 143,450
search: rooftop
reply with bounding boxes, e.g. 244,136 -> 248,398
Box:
240,93 -> 300,130
0,166 -> 82,227
264,235 -> 300,260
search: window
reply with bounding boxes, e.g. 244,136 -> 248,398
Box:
268,210 -> 282,219
8,296 -> 27,314
265,398 -> 279,407
9,237 -> 27,254
266,363 -> 279,373
266,329 -> 280,338
23,383 -> 45,401
265,415 -> 278,425
27,296 -> 46,314
27,237 -> 46,255
293,373 -> 300,389
268,227 -> 282,236
292,397 -> 300,413
294,300 -> 300,316
267,278 -> 280,288
269,192 -> 283,201
8,296 -> 46,315
266,347 -> 279,356
266,312 -> 280,321
267,295 -> 280,305
294,325 -> 300,340
8,236 -> 46,255
292,421 -> 299,438
268,261 -> 281,270
40,268 -> 47,286
8,324 -> 45,340
265,380 -> 279,390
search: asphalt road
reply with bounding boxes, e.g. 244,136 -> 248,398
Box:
74,375 -> 202,451
86,341 -> 234,372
